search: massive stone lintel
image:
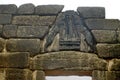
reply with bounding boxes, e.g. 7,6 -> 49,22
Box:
31,51 -> 107,70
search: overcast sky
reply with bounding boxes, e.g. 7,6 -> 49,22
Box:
1,0 -> 120,19
0,0 -> 119,80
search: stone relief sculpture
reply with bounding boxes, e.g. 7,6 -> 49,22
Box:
44,10 -> 95,52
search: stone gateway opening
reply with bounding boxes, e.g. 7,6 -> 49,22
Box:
0,3 -> 120,80
46,76 -> 92,80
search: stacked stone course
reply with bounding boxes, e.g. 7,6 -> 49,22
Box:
0,3 -> 120,80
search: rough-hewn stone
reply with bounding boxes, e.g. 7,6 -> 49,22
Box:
32,71 -> 45,80
0,38 -> 5,52
85,19 -> 120,30
45,34 -> 59,52
0,25 -> 3,36
12,15 -> 56,26
0,69 -> 5,80
117,31 -> 120,42
109,59 -> 120,71
2,25 -> 17,38
18,3 -> 35,14
92,71 -> 120,80
77,7 -> 105,18
17,26 -> 49,39
0,52 -> 29,68
6,39 -> 41,56
35,5 -> 64,15
0,4 -> 17,14
31,51 -> 107,70
0,68 -> 32,80
0,14 -> 12,24
92,30 -> 117,43
96,44 -> 120,58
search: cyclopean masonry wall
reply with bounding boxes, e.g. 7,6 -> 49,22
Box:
0,3 -> 120,80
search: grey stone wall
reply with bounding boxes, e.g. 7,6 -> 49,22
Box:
0,3 -> 120,80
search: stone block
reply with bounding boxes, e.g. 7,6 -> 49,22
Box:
0,69 -> 5,80
31,51 -> 107,70
96,44 -> 120,58
92,70 -> 120,80
0,14 -> 12,24
0,52 -> 29,68
92,30 -> 117,43
0,25 -> 3,36
117,31 -> 120,42
33,71 -> 45,80
85,19 -> 120,30
0,68 -> 32,80
35,5 -> 64,15
109,59 -> 120,71
77,7 -> 105,18
17,26 -> 49,39
12,15 -> 56,26
6,39 -> 41,56
0,38 -> 5,52
18,3 -> 35,14
2,25 -> 17,38
0,4 -> 17,14
44,33 -> 59,52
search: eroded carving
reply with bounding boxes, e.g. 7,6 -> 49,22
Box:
45,10 -> 95,52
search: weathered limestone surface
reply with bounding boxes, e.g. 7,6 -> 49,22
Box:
0,4 -> 119,80
35,5 -> 64,15
77,7 -> 105,18
0,4 -> 17,14
2,25 -> 18,38
117,31 -> 120,42
85,19 -> 120,30
6,39 -> 41,56
92,30 -> 117,43
0,68 -> 32,80
92,70 -> 120,80
0,25 -> 3,36
12,15 -> 56,26
0,69 -> 5,80
31,51 -> 107,70
109,59 -> 120,71
18,3 -> 35,14
32,70 -> 45,80
0,14 -> 12,24
0,52 -> 29,68
17,26 -> 49,39
96,44 -> 120,58
0,38 -> 5,52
